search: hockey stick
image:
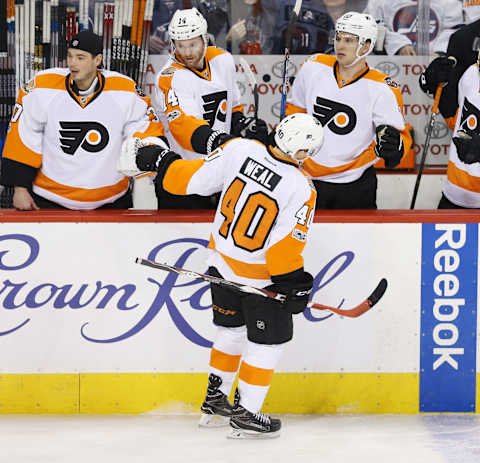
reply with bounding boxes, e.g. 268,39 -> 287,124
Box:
279,0 -> 301,121
239,57 -> 258,120
135,258 -> 388,318
410,56 -> 456,209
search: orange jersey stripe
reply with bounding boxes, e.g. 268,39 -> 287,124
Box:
3,88 -> 42,168
210,348 -> 241,373
265,187 -> 315,276
302,141 -> 377,177
157,74 -> 210,152
445,108 -> 459,131
133,121 -> 165,139
103,76 -> 136,93
285,103 -> 307,116
34,72 -> 66,90
447,161 -> 480,193
3,123 -> 43,168
205,46 -> 227,61
208,235 -> 271,279
309,53 -> 336,67
34,171 -> 129,202
239,361 -> 274,387
162,158 -> 205,195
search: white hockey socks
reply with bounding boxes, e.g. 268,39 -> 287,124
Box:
237,341 -> 285,413
208,326 -> 247,396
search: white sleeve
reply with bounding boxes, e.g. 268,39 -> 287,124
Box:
185,146 -> 229,196
123,93 -> 163,140
287,60 -> 308,110
372,86 -> 405,132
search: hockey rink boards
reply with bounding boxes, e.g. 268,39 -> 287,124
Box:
0,212 -> 478,415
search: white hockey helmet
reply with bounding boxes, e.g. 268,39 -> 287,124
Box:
274,114 -> 324,161
335,12 -> 377,65
169,7 -> 208,42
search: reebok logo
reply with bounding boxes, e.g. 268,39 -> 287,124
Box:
59,121 -> 109,155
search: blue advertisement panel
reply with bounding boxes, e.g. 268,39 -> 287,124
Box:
420,223 -> 478,412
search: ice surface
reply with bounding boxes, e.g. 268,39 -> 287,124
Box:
0,414 -> 479,463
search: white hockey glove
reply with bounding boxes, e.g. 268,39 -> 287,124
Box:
118,137 -> 169,177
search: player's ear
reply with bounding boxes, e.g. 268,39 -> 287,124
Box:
95,53 -> 103,68
361,39 -> 371,54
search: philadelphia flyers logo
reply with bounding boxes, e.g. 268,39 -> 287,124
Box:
458,97 -> 480,136
202,91 -> 228,126
59,121 -> 109,155
313,96 -> 356,135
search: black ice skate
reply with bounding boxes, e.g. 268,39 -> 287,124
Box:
198,373 -> 233,428
228,390 -> 281,439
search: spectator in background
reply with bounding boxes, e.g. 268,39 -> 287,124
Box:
0,31 -> 166,210
365,0 -> 464,56
265,0 -> 367,55
150,0 -> 233,53
227,0 -> 267,54
149,0 -> 182,54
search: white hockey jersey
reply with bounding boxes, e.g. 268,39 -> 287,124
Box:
443,64 -> 480,208
365,0 -> 464,55
3,68 -> 164,209
463,0 -> 480,24
286,54 -> 411,183
154,46 -> 243,160
160,138 -> 316,288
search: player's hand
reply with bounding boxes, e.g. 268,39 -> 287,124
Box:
13,187 -> 39,210
266,271 -> 313,314
136,145 -> 179,172
243,118 -> 270,145
397,45 -> 416,56
419,56 -> 456,97
226,19 -> 246,41
452,131 -> 480,164
375,125 -> 403,169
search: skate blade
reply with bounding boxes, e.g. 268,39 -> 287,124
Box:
227,427 -> 280,439
198,414 -> 230,428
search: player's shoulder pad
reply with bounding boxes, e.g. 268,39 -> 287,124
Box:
307,53 -> 336,67
24,68 -> 67,92
299,170 -> 315,190
160,66 -> 179,76
103,71 -> 138,93
204,145 -> 226,162
383,76 -> 400,89
365,68 -> 401,91
205,46 -> 228,61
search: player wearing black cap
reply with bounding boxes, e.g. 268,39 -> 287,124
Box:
1,30 -> 166,210
67,30 -> 104,92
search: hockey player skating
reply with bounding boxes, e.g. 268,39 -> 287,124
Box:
1,31 -> 166,210
153,7 -> 268,208
286,11 -> 412,209
118,113 -> 324,438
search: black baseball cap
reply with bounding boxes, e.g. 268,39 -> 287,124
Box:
68,31 -> 103,55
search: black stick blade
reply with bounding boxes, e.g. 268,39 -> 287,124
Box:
368,278 -> 388,308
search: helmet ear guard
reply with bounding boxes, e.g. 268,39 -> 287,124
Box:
274,114 -> 324,161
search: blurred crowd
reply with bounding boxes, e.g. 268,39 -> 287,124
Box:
149,0 -> 476,56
